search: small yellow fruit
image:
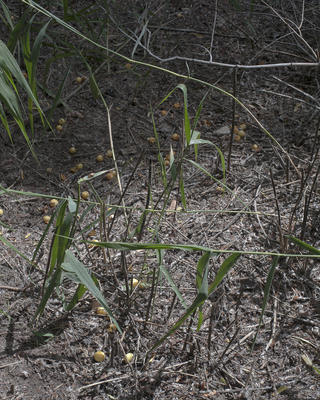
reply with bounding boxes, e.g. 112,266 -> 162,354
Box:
106,150 -> 113,158
76,163 -> 83,170
50,199 -> 58,207
138,282 -> 146,290
70,167 -> 77,173
124,353 -> 133,363
88,230 -> 96,237
217,187 -> 224,193
82,191 -> 89,200
111,170 -> 117,177
233,126 -> 239,134
161,110 -> 168,116
76,76 -> 82,83
69,147 -> 76,154
239,123 -> 246,130
59,118 -> 65,125
252,144 -> 258,150
164,159 -> 170,167
125,63 -> 132,69
0,209 -> 3,216
172,133 -> 179,141
46,168 -> 52,173
132,279 -> 139,288
165,155 -> 170,161
173,102 -> 180,109
148,137 -> 156,144
106,172 -> 113,180
107,323 -> 117,333
177,13 -> 182,18
88,239 -> 99,248
238,130 -> 245,138
88,173 -> 95,178
94,351 -> 105,362
81,76 -> 87,82
234,135 -> 241,142
96,307 -> 109,316
43,215 -> 50,224
23,72 -> 28,79
56,125 -> 63,131
97,154 -> 104,162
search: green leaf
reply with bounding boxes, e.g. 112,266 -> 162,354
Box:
62,250 -> 122,333
208,253 -> 241,295
287,236 -> 320,255
159,264 -> 187,309
6,7 -> 30,53
180,166 -> 187,211
250,256 -> 278,355
186,159 -> 248,209
32,268 -> 62,322
66,284 -> 87,311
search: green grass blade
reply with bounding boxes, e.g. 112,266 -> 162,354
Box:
62,0 -> 69,20
250,255 -> 279,355
186,159 -> 248,209
32,268 -> 62,322
0,235 -> 35,266
159,264 -> 187,309
6,7 -> 30,53
176,84 -> 191,144
180,166 -> 187,211
287,236 -> 320,255
32,199 -> 67,262
66,283 -> 87,311
43,62 -> 72,132
0,0 -> 14,30
63,250 -> 122,333
188,139 -> 226,185
208,253 -> 241,295
148,291 -> 207,353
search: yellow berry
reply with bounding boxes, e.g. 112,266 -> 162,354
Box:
46,168 -> 52,173
76,76 -> 82,83
23,72 -> 28,79
252,144 -> 258,150
148,137 -> 156,144
70,167 -> 77,173
233,126 -> 239,134
107,323 -> 117,333
238,130 -> 245,138
132,279 -> 139,288
69,147 -> 76,154
106,172 -> 113,180
124,353 -> 133,363
177,13 -> 182,18
106,150 -> 113,158
59,118 -> 65,125
125,63 -> 132,69
239,123 -> 246,130
172,133 -> 179,141
96,307 -> 109,316
88,173 -> 95,178
0,209 -> 3,216
56,125 -> 63,131
82,191 -> 89,200
111,170 -> 117,177
173,102 -> 180,109
234,135 -> 241,142
88,239 -> 99,249
97,154 -> 104,162
165,159 -> 170,167
94,351 -> 105,362
43,215 -> 50,224
76,163 -> 83,170
50,199 -> 58,207
161,110 -> 168,116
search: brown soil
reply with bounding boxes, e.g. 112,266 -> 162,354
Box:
1,1 -> 320,399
